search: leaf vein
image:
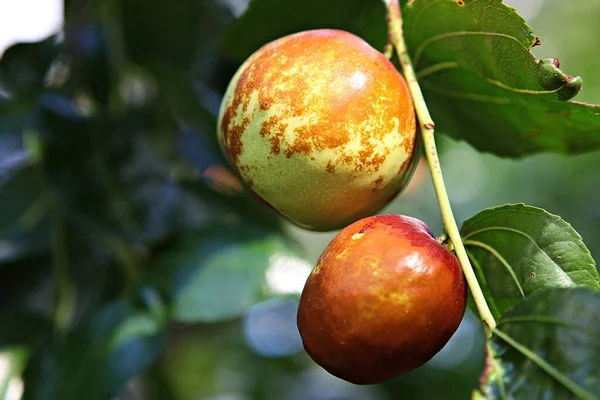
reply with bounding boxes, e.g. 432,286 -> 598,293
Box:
464,239 -> 525,299
462,226 -> 575,285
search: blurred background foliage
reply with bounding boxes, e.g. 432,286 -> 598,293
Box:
0,0 -> 599,399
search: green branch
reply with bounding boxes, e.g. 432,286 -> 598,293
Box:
386,0 -> 497,331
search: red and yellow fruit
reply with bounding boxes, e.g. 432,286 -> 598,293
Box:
218,29 -> 417,231
297,215 -> 467,384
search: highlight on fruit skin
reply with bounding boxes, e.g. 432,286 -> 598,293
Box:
297,214 -> 467,385
218,29 -> 418,232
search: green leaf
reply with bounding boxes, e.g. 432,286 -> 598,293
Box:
403,0 -> 600,157
461,203 -> 599,320
478,288 -> 600,400
22,301 -> 166,400
219,0 -> 387,61
148,224 -> 311,323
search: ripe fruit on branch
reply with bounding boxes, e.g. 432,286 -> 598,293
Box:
297,215 -> 467,385
218,29 -> 418,231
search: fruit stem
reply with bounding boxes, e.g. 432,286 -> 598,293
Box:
435,233 -> 448,245
386,0 -> 497,331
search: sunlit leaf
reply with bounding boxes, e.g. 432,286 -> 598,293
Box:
461,203 -> 599,320
403,0 -> 600,157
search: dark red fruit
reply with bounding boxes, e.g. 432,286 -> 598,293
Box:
297,214 -> 467,385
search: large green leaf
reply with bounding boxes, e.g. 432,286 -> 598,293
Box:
148,224 -> 311,323
22,301 -> 166,400
461,204 -> 599,320
477,288 -> 600,400
220,0 -> 600,158
403,0 -> 600,157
